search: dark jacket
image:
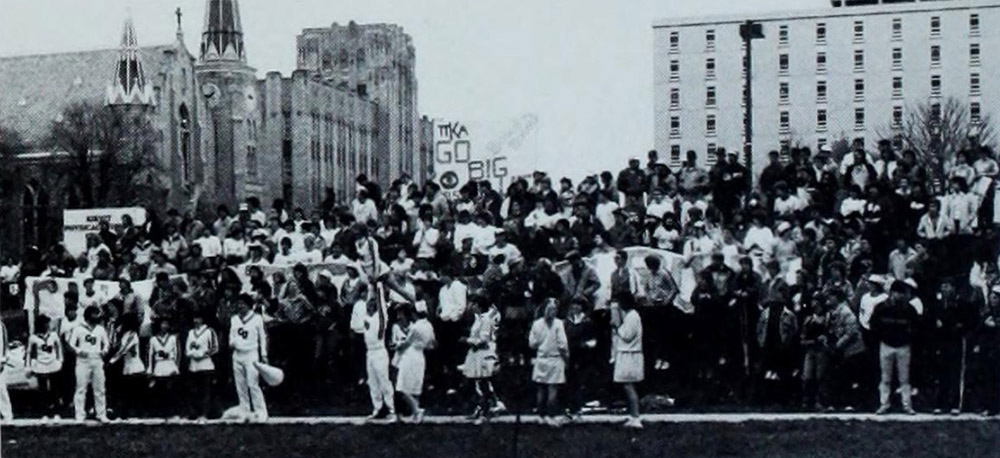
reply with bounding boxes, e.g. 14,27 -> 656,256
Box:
870,299 -> 920,348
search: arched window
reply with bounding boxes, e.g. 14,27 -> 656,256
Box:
179,104 -> 191,183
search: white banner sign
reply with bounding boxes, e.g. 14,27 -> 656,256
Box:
63,208 -> 147,257
433,115 -> 539,198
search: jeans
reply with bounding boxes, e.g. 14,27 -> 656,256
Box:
879,343 -> 912,410
74,359 -> 106,420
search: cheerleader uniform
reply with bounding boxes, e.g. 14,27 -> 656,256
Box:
148,334 -> 180,417
396,318 -> 436,396
529,318 -> 569,385
28,331 -> 63,415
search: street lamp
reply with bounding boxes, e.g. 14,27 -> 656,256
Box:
740,21 -> 765,184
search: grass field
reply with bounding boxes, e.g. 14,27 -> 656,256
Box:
4,416 -> 1000,458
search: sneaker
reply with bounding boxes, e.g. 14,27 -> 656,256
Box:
950,409 -> 961,416
932,408 -> 942,415
876,406 -> 890,415
903,407 -> 916,415
97,416 -> 110,424
385,415 -> 398,424
414,409 -> 426,424
624,418 -> 643,429
546,417 -> 563,428
473,416 -> 487,426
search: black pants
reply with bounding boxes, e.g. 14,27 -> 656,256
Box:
929,338 -> 964,411
188,371 -> 214,418
831,351 -> 867,409
117,374 -> 147,418
150,376 -> 178,418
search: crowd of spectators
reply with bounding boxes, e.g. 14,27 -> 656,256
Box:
4,137 -> 1000,420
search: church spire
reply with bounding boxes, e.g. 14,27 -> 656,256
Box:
106,14 -> 155,106
199,0 -> 247,63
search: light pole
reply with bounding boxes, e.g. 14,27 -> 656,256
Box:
740,20 -> 764,185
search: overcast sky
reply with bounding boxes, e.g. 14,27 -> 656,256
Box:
0,0 -> 826,180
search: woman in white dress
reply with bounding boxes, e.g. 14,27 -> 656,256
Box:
612,295 -> 644,429
395,304 -> 436,423
463,296 -> 500,423
528,299 -> 569,427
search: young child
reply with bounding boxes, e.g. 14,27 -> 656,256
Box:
148,320 -> 181,419
69,306 -> 110,422
26,315 -> 63,418
186,312 -> 219,420
230,293 -> 269,421
463,296 -> 501,424
109,314 -> 144,419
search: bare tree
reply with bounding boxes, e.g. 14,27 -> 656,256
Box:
880,97 -> 997,182
47,102 -> 163,208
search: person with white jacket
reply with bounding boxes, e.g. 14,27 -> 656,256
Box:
229,294 -> 269,421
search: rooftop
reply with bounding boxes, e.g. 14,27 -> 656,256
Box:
653,0 -> 1000,27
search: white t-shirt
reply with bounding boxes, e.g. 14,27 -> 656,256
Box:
596,201 -> 620,230
194,236 -> 224,259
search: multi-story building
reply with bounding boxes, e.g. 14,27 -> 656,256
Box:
296,22 -> 421,185
258,70 -> 378,210
653,0 -> 999,174
0,0 -> 419,253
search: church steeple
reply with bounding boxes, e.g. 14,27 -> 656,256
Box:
199,0 -> 247,63
106,15 -> 155,106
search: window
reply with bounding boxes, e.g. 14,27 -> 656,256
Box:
779,110 -> 790,133
892,106 -> 903,128
816,22 -> 826,44
853,20 -> 864,43
670,145 -> 682,167
779,82 -> 789,105
854,79 -> 865,102
706,58 -> 716,79
247,120 -> 258,179
971,14 -> 981,36
971,73 -> 981,96
893,76 -> 903,99
817,138 -> 827,150
706,86 -> 716,107
669,31 -> 679,53
816,52 -> 827,74
931,103 -> 942,123
670,116 -> 680,138
931,75 -> 941,98
931,16 -> 941,38
817,80 -> 827,103
705,29 -> 716,51
706,114 -> 717,136
972,102 -> 982,124
855,107 -> 865,130
670,60 -> 680,81
706,143 -> 718,166
779,25 -> 789,47
670,88 -> 680,109
892,18 -> 902,41
780,140 -> 791,159
931,45 -> 941,68
179,104 -> 191,184
817,109 -> 828,132
892,48 -> 903,70
854,49 -> 864,72
779,53 -> 789,75
971,43 -> 981,66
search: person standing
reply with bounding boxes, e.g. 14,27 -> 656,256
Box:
108,314 -> 144,419
529,300 -> 569,427
70,307 -> 110,422
186,313 -> 219,421
612,295 -> 644,429
395,304 -> 436,423
363,294 -> 396,422
148,320 -> 181,419
26,315 -> 63,418
463,296 -> 501,423
229,294 -> 269,422
870,281 -> 921,414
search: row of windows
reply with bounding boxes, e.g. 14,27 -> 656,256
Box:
668,42 -> 982,81
669,102 -> 984,141
668,13 -> 981,52
670,72 -> 981,111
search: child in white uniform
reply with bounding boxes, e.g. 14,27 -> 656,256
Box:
27,315 -> 63,418
109,314 -> 144,419
148,320 -> 181,419
230,294 -> 269,421
186,313 -> 218,420
529,300 -> 569,427
69,307 -> 109,422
